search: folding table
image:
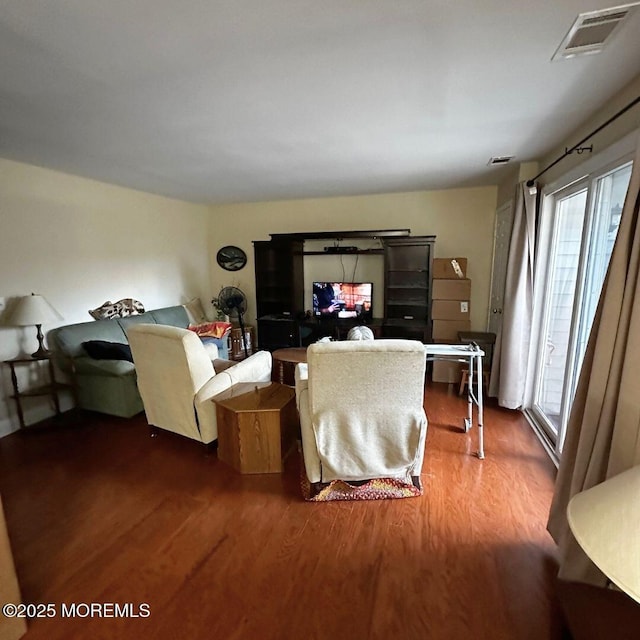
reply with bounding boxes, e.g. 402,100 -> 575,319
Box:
424,343 -> 486,459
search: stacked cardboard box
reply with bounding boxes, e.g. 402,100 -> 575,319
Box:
431,258 -> 471,383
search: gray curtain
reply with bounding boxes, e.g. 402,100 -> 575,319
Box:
489,182 -> 537,409
547,137 -> 640,586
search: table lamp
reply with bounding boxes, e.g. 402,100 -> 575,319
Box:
567,465 -> 640,604
9,293 -> 63,358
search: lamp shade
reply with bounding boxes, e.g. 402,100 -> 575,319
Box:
9,293 -> 63,326
567,465 -> 640,603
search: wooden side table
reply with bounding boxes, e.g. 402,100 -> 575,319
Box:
214,382 -> 297,474
271,347 -> 308,386
3,354 -> 73,429
229,325 -> 255,361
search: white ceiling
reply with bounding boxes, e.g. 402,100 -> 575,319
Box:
1,1 -> 639,204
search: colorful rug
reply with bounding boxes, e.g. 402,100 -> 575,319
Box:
300,467 -> 423,502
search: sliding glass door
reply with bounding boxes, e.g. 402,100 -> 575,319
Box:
529,160 -> 632,456
533,182 -> 587,439
572,164 -> 632,381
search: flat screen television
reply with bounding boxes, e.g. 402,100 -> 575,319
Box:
312,282 -> 373,319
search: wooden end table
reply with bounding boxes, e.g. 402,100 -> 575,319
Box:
4,354 -> 74,429
271,347 -> 308,386
214,382 -> 298,474
229,325 -> 255,361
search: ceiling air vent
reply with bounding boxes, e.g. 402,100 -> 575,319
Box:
552,3 -> 639,60
487,156 -> 514,166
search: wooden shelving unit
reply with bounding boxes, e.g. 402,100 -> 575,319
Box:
383,236 -> 435,341
254,230 -> 436,349
300,249 -> 384,256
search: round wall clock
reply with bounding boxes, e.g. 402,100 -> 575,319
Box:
216,245 -> 247,271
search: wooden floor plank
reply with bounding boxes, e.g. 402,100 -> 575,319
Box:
0,382 -> 568,639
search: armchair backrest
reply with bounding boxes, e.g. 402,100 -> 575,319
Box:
127,324 -> 215,441
305,339 -> 427,481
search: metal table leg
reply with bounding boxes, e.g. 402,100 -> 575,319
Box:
476,352 -> 485,459
464,354 -> 473,433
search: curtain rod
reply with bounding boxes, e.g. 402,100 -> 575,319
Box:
526,95 -> 640,187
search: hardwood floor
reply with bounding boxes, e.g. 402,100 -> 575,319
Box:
0,382 -> 569,639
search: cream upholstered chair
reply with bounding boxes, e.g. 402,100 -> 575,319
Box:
295,339 -> 427,488
127,324 -> 272,444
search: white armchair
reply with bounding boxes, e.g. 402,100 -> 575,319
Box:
127,324 -> 272,444
295,339 -> 427,488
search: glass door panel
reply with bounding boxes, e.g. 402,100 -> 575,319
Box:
572,163 -> 632,389
534,188 -> 587,437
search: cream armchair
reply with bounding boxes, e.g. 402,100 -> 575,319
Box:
295,339 -> 427,487
127,324 -> 272,444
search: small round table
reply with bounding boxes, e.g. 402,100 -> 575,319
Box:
271,347 -> 308,386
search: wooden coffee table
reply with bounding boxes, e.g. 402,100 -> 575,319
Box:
271,347 -> 308,386
214,382 -> 297,474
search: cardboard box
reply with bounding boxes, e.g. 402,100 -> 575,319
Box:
432,299 -> 470,321
431,359 -> 464,384
432,319 -> 471,341
432,278 -> 471,301
432,257 -> 467,279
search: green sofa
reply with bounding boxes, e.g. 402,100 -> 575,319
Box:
48,305 -> 229,418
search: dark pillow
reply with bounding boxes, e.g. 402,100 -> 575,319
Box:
82,340 -> 134,362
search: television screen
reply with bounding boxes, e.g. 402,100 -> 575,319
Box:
313,282 -> 373,319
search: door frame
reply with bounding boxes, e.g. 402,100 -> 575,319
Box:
487,200 -> 514,332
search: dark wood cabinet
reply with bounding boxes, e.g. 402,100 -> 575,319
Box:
256,316 -> 300,352
254,239 -> 304,350
254,239 -> 304,319
383,236 -> 435,341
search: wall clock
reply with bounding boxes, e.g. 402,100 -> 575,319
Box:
216,245 -> 247,271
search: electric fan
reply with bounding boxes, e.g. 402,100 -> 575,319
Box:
217,286 -> 249,357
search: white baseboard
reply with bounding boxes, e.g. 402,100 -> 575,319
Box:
0,417 -> 19,438
0,394 -> 75,438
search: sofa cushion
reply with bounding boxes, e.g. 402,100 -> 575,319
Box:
149,306 -> 189,328
51,320 -> 128,358
82,340 -> 134,362
117,311 -> 157,331
183,297 -> 208,324
72,356 -> 136,377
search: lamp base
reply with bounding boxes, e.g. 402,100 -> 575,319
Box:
31,324 -> 50,359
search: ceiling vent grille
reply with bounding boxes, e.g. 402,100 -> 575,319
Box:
488,156 -> 514,166
552,3 -> 639,60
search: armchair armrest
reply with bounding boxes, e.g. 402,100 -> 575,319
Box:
193,350 -> 273,444
226,350 -> 272,384
295,363 -> 308,412
293,362 -> 321,483
213,358 -> 238,374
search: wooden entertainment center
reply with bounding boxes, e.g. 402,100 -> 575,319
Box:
253,229 -> 436,351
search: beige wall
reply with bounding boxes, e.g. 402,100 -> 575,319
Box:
208,185 -> 498,333
496,73 -> 640,205
0,158 -> 211,436
0,73 -> 636,439
0,161 -> 497,436
539,72 -> 640,187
